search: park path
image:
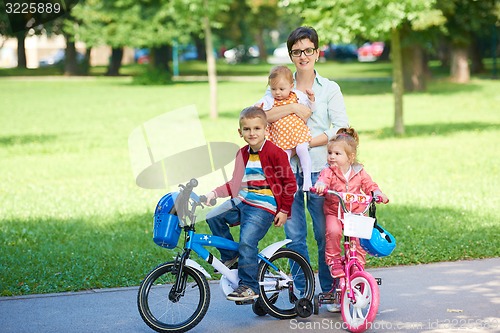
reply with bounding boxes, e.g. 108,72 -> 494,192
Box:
1,258 -> 499,333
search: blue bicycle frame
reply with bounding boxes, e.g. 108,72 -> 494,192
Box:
185,230 -> 280,289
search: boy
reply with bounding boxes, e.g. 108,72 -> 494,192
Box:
204,106 -> 297,301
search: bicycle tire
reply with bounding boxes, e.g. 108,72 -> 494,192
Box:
257,248 -> 315,319
341,271 -> 380,333
252,298 -> 268,316
137,261 -> 210,333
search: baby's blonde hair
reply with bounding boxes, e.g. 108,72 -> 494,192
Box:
268,65 -> 294,87
327,127 -> 360,164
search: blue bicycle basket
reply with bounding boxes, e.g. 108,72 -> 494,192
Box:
153,192 -> 181,249
360,223 -> 396,257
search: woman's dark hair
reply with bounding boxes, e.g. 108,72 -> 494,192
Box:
287,26 -> 319,51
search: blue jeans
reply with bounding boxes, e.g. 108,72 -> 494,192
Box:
206,198 -> 274,294
285,171 -> 334,293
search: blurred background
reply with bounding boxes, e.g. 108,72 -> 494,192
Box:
0,0 -> 498,82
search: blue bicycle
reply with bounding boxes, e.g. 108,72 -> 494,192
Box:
137,179 -> 315,333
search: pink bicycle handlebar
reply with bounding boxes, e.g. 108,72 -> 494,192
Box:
310,187 -> 385,203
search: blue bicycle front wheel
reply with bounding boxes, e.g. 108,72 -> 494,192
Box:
137,261 -> 210,333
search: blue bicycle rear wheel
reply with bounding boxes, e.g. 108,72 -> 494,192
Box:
257,248 -> 315,319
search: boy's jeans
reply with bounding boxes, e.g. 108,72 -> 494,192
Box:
206,197 -> 274,294
285,171 -> 334,293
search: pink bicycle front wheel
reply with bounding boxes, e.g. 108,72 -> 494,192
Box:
341,271 -> 380,333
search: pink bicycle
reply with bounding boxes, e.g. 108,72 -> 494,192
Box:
300,188 -> 385,333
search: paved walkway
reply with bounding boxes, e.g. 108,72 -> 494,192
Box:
1,258 -> 499,333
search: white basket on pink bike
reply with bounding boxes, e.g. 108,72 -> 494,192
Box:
339,192 -> 375,239
342,213 -> 375,239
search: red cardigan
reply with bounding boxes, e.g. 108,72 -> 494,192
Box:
213,140 -> 297,216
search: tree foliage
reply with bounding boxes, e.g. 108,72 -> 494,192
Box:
69,0 -> 230,50
283,0 -> 444,135
436,0 -> 499,47
284,0 -> 441,42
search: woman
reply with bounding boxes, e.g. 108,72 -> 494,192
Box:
265,26 -> 349,309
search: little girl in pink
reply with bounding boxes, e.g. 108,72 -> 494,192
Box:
313,127 -> 389,278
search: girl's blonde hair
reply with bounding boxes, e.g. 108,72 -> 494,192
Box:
268,65 -> 294,86
327,127 -> 360,164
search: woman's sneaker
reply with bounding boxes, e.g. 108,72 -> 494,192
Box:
226,285 -> 259,301
326,303 -> 341,313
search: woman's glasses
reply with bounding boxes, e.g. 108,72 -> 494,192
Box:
289,48 -> 317,57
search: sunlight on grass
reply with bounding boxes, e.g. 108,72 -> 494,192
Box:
0,72 -> 499,296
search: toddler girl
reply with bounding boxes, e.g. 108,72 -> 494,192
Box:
314,127 -> 389,278
256,65 -> 314,190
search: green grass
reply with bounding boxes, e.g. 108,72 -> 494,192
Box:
0,65 -> 499,296
0,59 -> 393,79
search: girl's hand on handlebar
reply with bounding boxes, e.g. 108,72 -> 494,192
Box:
375,193 -> 389,204
313,182 -> 327,195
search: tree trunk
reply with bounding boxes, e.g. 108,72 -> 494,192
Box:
422,50 -> 432,80
469,37 -> 484,74
437,39 -> 450,69
64,37 -> 79,76
193,36 -> 206,61
450,45 -> 470,83
16,32 -> 27,69
391,28 -> 405,135
402,44 -> 426,92
106,47 -> 123,76
203,3 -> 218,119
81,47 -> 92,75
255,30 -> 267,61
150,45 -> 171,72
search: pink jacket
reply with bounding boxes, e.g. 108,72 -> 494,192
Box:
317,163 -> 382,216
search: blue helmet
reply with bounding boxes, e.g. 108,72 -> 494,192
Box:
360,223 -> 396,257
153,192 -> 182,249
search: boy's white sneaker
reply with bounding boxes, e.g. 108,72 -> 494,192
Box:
226,285 -> 259,302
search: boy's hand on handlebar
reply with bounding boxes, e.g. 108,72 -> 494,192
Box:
274,212 -> 288,227
203,191 -> 217,206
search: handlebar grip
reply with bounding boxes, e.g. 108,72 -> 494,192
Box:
188,178 -> 198,188
199,195 -> 216,206
309,187 -> 328,195
374,196 -> 388,204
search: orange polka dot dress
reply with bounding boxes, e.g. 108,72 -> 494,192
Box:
268,91 -> 312,150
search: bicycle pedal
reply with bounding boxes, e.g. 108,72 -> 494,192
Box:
318,292 -> 335,304
235,299 -> 255,305
375,277 -> 382,285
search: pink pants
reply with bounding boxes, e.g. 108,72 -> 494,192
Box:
325,214 -> 366,267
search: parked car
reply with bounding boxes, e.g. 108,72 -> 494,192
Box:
324,44 -> 358,61
179,44 -> 198,61
267,43 -> 292,64
357,42 -> 385,62
223,45 -> 259,64
39,49 -> 85,67
134,48 -> 150,64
